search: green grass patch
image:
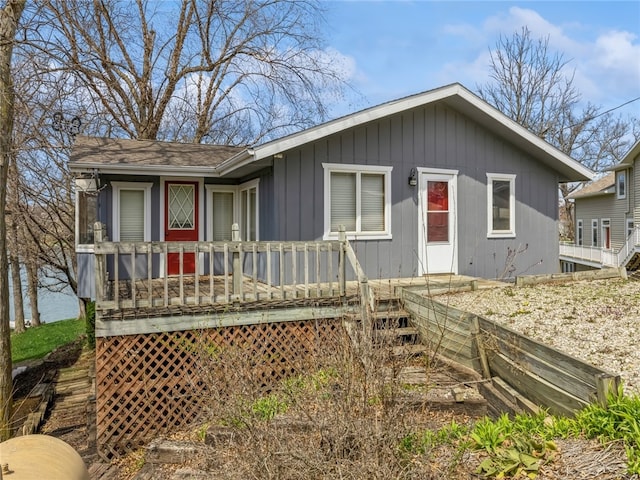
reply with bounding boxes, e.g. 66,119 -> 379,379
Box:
11,318 -> 85,363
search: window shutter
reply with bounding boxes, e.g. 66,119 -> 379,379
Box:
120,190 -> 145,241
330,172 -> 356,231
212,192 -> 234,241
361,173 -> 384,231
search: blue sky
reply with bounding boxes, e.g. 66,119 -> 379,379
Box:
322,1 -> 640,120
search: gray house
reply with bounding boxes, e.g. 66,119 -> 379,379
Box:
561,140 -> 640,271
71,83 -> 593,297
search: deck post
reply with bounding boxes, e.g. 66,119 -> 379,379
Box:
232,223 -> 241,299
338,225 -> 346,298
94,222 -> 106,303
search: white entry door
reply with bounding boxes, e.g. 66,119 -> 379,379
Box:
418,170 -> 458,275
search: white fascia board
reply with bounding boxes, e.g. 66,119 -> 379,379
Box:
453,88 -> 595,182
213,149 -> 255,176
68,162 -> 220,177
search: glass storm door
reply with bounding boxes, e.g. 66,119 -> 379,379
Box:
419,173 -> 457,274
165,181 -> 199,275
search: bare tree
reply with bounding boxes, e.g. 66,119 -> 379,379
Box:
34,0 -> 348,144
0,0 -> 350,326
0,0 -> 26,442
477,27 -> 639,239
8,157 -> 25,333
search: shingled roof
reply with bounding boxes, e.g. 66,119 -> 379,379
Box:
69,136 -> 244,171
568,172 -> 615,199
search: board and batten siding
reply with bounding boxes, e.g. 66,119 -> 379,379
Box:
271,102 -> 562,280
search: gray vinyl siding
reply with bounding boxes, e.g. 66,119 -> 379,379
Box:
77,253 -> 95,298
270,102 -> 562,280
574,177 -> 632,250
574,196 -> 613,247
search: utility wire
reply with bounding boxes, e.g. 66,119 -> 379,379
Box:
570,95 -> 640,128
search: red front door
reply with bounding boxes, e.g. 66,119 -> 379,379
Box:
165,181 -> 199,275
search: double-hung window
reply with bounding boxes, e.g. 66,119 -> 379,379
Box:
591,219 -> 598,247
112,182 -> 152,242
487,173 -> 516,238
323,163 -> 392,240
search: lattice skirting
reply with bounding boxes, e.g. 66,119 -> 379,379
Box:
95,318 -> 345,458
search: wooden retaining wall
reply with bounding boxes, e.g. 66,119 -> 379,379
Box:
399,286 -> 621,417
95,317 -> 345,459
515,266 -> 627,286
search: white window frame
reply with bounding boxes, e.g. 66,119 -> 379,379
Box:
617,170 -> 627,199
205,185 -> 238,241
601,218 -> 611,249
576,219 -> 583,246
111,182 -> 153,242
75,178 -> 98,253
627,219 -> 635,238
591,219 -> 598,247
486,173 -> 516,238
239,178 -> 260,241
322,163 -> 392,240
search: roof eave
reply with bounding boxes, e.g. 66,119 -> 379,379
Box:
243,83 -> 593,182
69,162 -> 220,177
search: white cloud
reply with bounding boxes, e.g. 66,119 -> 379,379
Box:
441,6 -> 640,110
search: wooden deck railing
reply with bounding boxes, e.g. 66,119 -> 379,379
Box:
93,223 -> 373,314
560,226 -> 640,268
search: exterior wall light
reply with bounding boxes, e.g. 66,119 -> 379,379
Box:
408,168 -> 417,186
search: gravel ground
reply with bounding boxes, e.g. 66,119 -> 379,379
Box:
438,278 -> 640,395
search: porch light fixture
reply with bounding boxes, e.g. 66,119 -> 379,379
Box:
408,168 -> 417,187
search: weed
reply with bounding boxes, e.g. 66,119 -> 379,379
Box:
251,394 -> 288,421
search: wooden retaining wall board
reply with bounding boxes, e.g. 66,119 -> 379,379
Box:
398,287 -> 620,417
515,266 -> 627,286
95,318 -> 345,459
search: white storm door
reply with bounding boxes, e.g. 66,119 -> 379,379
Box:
418,171 -> 458,275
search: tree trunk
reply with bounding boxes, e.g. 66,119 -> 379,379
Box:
9,218 -> 25,333
26,260 -> 41,327
0,0 -> 26,442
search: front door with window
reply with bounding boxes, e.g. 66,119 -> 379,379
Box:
418,172 -> 457,274
165,181 -> 199,275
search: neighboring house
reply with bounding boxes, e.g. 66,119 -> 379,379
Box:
71,83 -> 593,295
560,140 -> 640,271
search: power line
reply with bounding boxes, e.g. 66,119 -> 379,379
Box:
564,95 -> 640,130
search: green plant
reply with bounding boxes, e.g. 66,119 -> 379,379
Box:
476,434 -> 557,478
194,422 -> 210,442
251,394 -> 288,421
574,390 -> 640,474
470,415 -> 510,453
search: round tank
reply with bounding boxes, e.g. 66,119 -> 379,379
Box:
0,434 -> 89,480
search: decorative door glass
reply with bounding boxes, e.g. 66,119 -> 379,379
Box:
169,184 -> 195,229
427,180 -> 449,242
